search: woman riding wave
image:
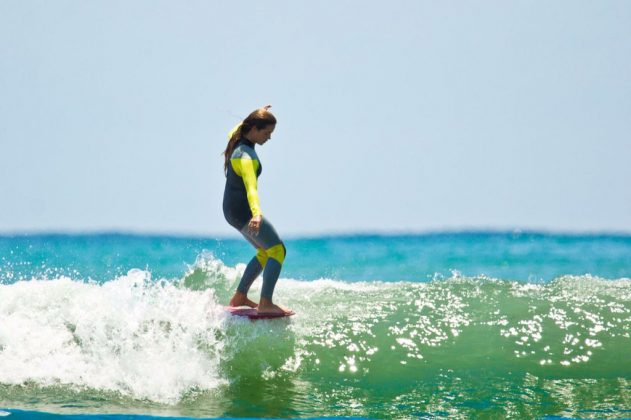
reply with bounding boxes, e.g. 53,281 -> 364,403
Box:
222,105 -> 293,316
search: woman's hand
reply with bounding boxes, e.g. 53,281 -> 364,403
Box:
248,215 -> 262,235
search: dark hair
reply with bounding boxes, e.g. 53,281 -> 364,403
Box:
223,108 -> 277,174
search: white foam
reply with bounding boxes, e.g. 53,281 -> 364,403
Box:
0,270 -> 227,403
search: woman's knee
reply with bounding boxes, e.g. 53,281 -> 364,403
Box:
266,242 -> 286,264
255,248 -> 268,266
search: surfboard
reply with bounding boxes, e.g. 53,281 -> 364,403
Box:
225,306 -> 295,320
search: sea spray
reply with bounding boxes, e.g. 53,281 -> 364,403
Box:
1,234 -> 630,418
0,270 -> 227,403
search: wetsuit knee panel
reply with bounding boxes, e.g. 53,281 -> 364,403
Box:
266,243 -> 286,264
255,248 -> 268,266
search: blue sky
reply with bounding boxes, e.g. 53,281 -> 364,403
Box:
1,1 -> 630,236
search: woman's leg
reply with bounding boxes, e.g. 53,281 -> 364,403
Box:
229,233 -> 266,307
259,242 -> 285,300
236,248 -> 267,295
237,217 -> 291,314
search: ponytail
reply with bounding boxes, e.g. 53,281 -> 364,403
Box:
223,123 -> 243,175
222,107 -> 277,176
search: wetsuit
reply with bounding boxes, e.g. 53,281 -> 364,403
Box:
223,136 -> 286,300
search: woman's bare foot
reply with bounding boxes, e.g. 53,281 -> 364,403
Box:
229,291 -> 258,308
257,297 -> 293,315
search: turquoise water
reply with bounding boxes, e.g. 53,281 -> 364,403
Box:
0,232 -> 630,419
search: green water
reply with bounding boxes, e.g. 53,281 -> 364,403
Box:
1,233 -> 630,418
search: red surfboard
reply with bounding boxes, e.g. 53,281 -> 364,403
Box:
225,306 -> 295,320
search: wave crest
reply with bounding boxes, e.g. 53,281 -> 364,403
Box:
0,256 -> 629,411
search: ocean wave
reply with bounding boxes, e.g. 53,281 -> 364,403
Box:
0,255 -> 630,416
0,270 -> 226,404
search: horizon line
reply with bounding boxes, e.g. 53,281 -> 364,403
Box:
1,227 -> 631,239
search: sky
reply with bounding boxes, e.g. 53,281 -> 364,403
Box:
1,1 -> 630,236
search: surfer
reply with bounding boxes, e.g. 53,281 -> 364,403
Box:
222,105 -> 293,316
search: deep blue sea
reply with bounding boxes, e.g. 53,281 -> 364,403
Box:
0,232 -> 630,419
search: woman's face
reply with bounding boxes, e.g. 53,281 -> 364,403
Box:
248,124 -> 275,145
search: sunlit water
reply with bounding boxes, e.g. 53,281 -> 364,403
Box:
0,232 -> 630,418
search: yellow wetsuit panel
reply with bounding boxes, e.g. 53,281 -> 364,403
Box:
266,243 -> 286,264
230,157 -> 262,217
255,248 -> 268,267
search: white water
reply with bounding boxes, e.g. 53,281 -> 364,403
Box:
0,256 -> 373,404
0,269 -> 228,404
1,254 -> 629,407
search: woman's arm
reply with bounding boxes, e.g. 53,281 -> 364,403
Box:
231,157 -> 262,219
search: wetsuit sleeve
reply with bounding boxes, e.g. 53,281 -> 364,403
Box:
231,157 -> 262,217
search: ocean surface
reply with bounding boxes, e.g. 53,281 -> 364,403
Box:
0,232 -> 630,419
